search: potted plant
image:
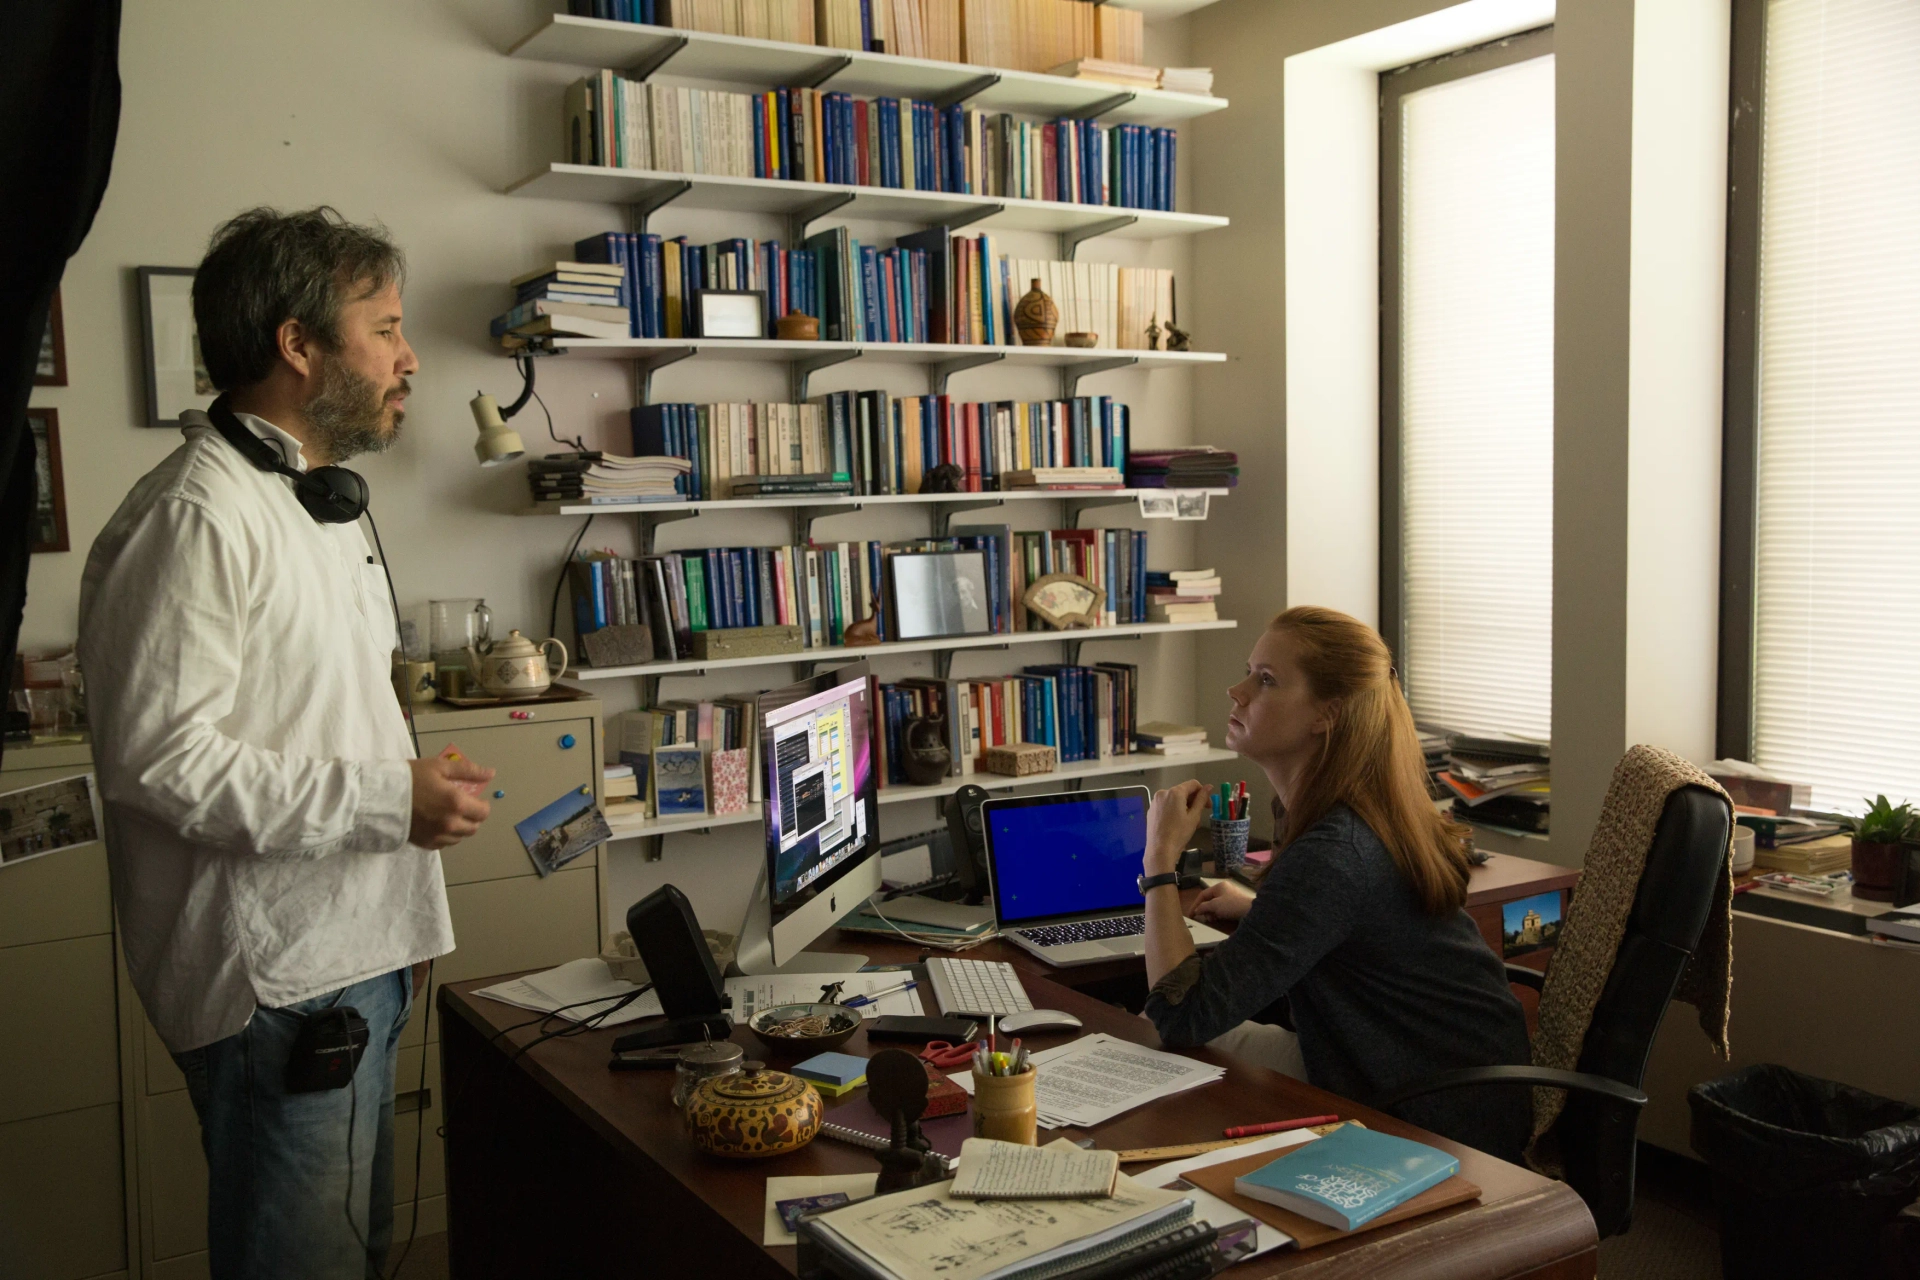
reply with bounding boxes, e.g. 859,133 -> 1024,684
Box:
1840,795 -> 1918,902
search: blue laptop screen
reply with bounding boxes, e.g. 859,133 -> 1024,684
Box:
986,791 -> 1148,926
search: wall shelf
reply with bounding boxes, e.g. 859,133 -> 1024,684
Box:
571,618 -> 1237,682
605,746 -> 1241,840
520,333 -> 1224,370
506,164 -> 1228,241
523,486 -> 1229,518
508,15 -> 1229,126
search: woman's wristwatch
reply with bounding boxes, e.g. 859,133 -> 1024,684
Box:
1137,872 -> 1181,895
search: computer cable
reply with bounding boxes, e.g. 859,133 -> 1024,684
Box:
506,984 -> 655,1063
547,514 -> 596,647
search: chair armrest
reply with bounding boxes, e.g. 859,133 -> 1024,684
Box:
1504,962 -> 1546,991
1375,1065 -> 1648,1110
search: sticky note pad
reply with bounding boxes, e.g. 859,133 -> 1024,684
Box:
792,1052 -> 869,1088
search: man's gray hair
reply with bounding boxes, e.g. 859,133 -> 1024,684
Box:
191,206 -> 405,392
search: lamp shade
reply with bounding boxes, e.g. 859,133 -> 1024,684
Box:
469,393 -> 525,467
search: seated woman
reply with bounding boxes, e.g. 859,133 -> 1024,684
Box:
1141,606 -> 1531,1163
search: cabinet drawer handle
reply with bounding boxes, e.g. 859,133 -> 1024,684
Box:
493,789 -> 506,799
559,734 -> 577,749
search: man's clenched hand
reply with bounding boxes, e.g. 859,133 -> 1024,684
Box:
407,755 -> 495,849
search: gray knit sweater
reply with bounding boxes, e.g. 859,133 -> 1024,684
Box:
1144,804 -> 1532,1163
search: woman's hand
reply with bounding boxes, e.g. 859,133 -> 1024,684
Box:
1190,880 -> 1255,926
1145,780 -> 1211,876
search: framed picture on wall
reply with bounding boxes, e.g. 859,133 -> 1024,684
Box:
35,289 -> 66,387
27,408 -> 68,554
137,266 -> 216,428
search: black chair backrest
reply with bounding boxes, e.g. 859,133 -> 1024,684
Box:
1557,783 -> 1731,1236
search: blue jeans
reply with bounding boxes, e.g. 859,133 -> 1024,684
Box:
173,969 -> 412,1280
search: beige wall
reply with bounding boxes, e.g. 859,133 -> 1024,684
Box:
1190,0 -> 1728,861
24,0 -> 1211,936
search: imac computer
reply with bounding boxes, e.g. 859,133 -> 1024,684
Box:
732,661 -> 882,974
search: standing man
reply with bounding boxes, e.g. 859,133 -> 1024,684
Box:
79,207 -> 491,1279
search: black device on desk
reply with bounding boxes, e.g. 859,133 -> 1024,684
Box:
610,884 -> 733,1053
943,783 -> 992,905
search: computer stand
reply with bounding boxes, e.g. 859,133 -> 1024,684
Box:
610,1014 -> 733,1054
730,863 -> 869,976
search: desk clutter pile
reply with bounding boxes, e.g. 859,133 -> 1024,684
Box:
1427,733 -> 1552,836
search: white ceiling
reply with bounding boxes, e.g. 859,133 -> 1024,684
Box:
1105,0 -> 1225,21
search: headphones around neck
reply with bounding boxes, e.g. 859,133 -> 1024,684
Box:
207,395 -> 370,525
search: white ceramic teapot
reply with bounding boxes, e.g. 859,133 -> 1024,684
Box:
467,629 -> 568,697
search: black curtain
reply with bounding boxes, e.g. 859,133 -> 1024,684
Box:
0,1 -> 121,765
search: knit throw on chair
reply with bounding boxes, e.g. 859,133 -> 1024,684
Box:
1526,745 -> 1734,1174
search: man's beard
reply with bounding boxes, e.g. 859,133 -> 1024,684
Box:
306,356 -> 406,462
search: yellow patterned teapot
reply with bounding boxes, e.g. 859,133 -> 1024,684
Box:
685,1061 -> 822,1159
466,629 -> 567,697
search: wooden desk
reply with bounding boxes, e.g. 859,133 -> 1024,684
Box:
439,965 -> 1595,1278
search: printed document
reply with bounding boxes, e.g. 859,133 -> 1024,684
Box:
949,1034 -> 1225,1128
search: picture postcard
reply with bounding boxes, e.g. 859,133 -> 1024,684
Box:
513,787 -> 612,877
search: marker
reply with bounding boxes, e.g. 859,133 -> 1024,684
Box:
1222,1115 -> 1341,1138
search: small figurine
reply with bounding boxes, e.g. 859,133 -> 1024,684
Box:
1145,317 -> 1162,351
1163,321 -> 1191,352
868,1050 -> 946,1193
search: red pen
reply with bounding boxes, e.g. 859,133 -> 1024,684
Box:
1223,1114 -> 1340,1138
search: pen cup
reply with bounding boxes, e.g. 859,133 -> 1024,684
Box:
1210,817 -> 1252,875
972,1065 -> 1038,1146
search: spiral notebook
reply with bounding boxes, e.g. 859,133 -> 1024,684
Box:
950,1139 -> 1121,1200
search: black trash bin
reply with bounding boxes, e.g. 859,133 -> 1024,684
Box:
1689,1064 -> 1920,1280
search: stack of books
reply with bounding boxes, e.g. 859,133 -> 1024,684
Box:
1147,569 -> 1220,623
602,763 -> 643,818
528,452 -> 692,506
1128,447 -> 1240,489
490,262 -> 629,341
630,391 -> 1130,499
1753,833 -> 1853,875
1135,721 -> 1209,756
1049,57 -> 1161,89
1435,736 -> 1551,835
1159,67 -> 1216,95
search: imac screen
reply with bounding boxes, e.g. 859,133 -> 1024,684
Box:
760,662 -> 878,914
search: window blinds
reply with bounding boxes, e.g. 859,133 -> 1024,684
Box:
1751,0 -> 1920,813
1396,54 -> 1556,742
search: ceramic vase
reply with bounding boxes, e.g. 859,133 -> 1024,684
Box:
1014,279 -> 1058,346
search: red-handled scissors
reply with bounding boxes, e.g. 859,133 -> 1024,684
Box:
919,1041 -> 978,1070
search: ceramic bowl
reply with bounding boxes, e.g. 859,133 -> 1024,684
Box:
1064,332 -> 1098,348
747,1003 -> 860,1056
686,1063 -> 823,1158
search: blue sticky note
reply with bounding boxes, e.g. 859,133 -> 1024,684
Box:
791,1052 -> 869,1087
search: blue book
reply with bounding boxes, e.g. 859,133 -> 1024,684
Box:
1233,1125 -> 1460,1232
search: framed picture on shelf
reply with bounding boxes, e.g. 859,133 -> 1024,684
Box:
695,289 -> 766,339
137,266 -> 216,428
891,550 -> 992,640
35,289 -> 66,387
27,408 -> 68,554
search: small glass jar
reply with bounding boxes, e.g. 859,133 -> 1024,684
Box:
673,1040 -> 744,1110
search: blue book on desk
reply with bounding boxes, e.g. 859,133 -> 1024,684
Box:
1232,1124 -> 1459,1231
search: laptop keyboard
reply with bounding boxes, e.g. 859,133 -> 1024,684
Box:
925,958 -> 1035,1018
1017,914 -> 1147,948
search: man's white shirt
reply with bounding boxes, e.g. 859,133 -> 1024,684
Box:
78,410 -> 453,1054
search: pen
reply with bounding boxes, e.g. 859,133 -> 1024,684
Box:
1222,1114 -> 1341,1138
843,980 -> 917,1008
988,1014 -> 996,1057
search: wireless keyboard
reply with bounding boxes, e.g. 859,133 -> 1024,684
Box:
924,957 -> 1035,1019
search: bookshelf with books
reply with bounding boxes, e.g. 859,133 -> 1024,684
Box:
488,2 -> 1239,873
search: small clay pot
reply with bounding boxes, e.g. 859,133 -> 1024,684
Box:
902,717 -> 952,786
1014,279 -> 1058,346
1063,332 -> 1097,348
776,311 -> 820,342
1851,839 -> 1903,902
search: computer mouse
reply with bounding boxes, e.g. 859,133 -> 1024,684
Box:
997,1009 -> 1083,1035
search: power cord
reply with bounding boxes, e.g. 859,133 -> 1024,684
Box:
518,352 -> 585,452
547,514 -> 596,644
504,984 -> 655,1063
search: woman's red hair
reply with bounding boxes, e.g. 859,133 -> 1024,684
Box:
1265,606 -> 1472,916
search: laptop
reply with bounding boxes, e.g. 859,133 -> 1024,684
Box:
982,786 -> 1229,968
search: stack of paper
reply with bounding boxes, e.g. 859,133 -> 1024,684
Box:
474,963 -> 925,1025
950,1033 -> 1224,1129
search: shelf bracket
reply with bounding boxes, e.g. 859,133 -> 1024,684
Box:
627,180 -> 694,237
935,643 -> 1007,680
790,348 -> 863,402
1065,491 -> 1141,528
934,73 -> 1002,110
636,506 -> 700,556
796,54 -> 854,90
929,352 -> 1004,397
793,502 -> 861,544
1059,215 -> 1137,262
945,202 -> 1006,233
1059,628 -> 1102,666
1070,91 -> 1136,120
787,192 -> 858,244
626,34 -> 689,81
1061,355 -> 1137,400
631,346 -> 698,406
937,497 -> 1010,535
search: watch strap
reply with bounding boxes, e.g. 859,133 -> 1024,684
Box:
1138,872 -> 1180,894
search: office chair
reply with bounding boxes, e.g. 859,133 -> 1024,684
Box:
1377,778 -> 1733,1239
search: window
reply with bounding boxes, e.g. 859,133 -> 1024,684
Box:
1722,0 -> 1920,811
1380,31 -> 1556,742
